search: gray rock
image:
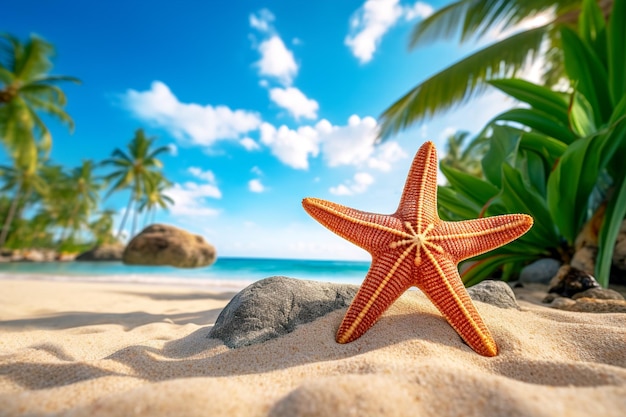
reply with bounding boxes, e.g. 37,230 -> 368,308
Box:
76,243 -> 124,261
520,258 -> 562,284
466,280 -> 519,309
549,297 -> 577,309
556,298 -> 626,313
123,224 -> 216,268
209,276 -> 359,348
572,287 -> 625,301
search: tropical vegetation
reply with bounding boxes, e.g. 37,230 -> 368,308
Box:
379,0 -> 614,138
0,34 -> 173,253
434,0 -> 625,288
103,128 -> 172,239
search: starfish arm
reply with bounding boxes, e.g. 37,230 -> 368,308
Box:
336,252 -> 413,344
434,214 -> 533,263
418,255 -> 498,357
302,197 -> 406,251
396,141 -> 440,233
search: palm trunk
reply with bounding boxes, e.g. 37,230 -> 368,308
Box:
0,182 -> 23,247
131,198 -> 139,238
142,207 -> 149,229
117,191 -> 134,239
13,187 -> 32,229
59,218 -> 73,245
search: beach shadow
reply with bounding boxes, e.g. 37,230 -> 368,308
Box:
103,311 -> 468,381
0,308 -> 224,331
113,290 -> 237,302
30,343 -> 75,362
0,361 -> 123,390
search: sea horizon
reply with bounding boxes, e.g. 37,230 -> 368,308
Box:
0,257 -> 371,291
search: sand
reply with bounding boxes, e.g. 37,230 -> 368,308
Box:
0,277 -> 625,417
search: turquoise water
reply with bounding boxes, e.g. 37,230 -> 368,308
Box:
0,258 -> 370,290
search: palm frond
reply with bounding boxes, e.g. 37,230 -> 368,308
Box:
409,1 -> 468,48
14,35 -> 54,82
32,75 -> 81,85
107,149 -> 133,164
24,94 -> 74,133
410,0 -> 577,48
0,67 -> 14,85
146,145 -> 172,160
379,25 -> 549,139
20,83 -> 67,106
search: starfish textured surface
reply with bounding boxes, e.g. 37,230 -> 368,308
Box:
302,141 -> 533,356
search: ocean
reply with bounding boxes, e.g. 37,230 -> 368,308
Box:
0,257 -> 370,291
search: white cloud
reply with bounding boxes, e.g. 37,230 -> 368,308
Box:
269,87 -> 319,120
124,81 -> 261,147
251,166 -> 263,175
318,115 -> 407,170
249,9 -> 275,33
167,143 -> 178,156
255,36 -> 298,86
248,179 -> 265,193
259,115 -> 407,170
318,115 -> 378,167
404,2 -> 434,21
164,167 -> 222,217
188,167 -> 216,183
367,141 -> 407,171
240,137 -> 260,151
346,0 -> 432,63
167,181 -> 221,217
330,172 -> 374,196
259,122 -> 319,169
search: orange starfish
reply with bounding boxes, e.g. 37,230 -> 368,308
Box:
302,141 -> 532,356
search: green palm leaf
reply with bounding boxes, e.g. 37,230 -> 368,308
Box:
409,0 -> 573,47
379,26 -> 548,139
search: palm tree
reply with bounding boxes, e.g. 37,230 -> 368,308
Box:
89,209 -> 117,245
57,160 -> 102,242
138,174 -> 174,227
378,0 -> 614,138
0,160 -> 47,246
440,130 -> 487,177
103,129 -> 170,239
0,34 -> 79,171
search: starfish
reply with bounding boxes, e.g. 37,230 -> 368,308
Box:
302,141 -> 533,356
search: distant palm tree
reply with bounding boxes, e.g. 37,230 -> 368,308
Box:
440,130 -> 487,177
0,160 -> 47,246
138,174 -> 174,227
378,0 -> 614,138
103,129 -> 170,239
89,209 -> 117,245
0,33 -> 79,170
58,160 -> 102,242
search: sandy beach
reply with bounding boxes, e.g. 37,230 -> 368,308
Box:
0,277 -> 625,416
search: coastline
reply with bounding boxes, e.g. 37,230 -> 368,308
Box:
0,257 -> 369,292
1,277 -> 625,416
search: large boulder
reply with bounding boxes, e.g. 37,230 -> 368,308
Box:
76,243 -> 125,261
123,224 -> 216,268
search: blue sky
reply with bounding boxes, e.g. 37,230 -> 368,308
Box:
3,0 -> 543,260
